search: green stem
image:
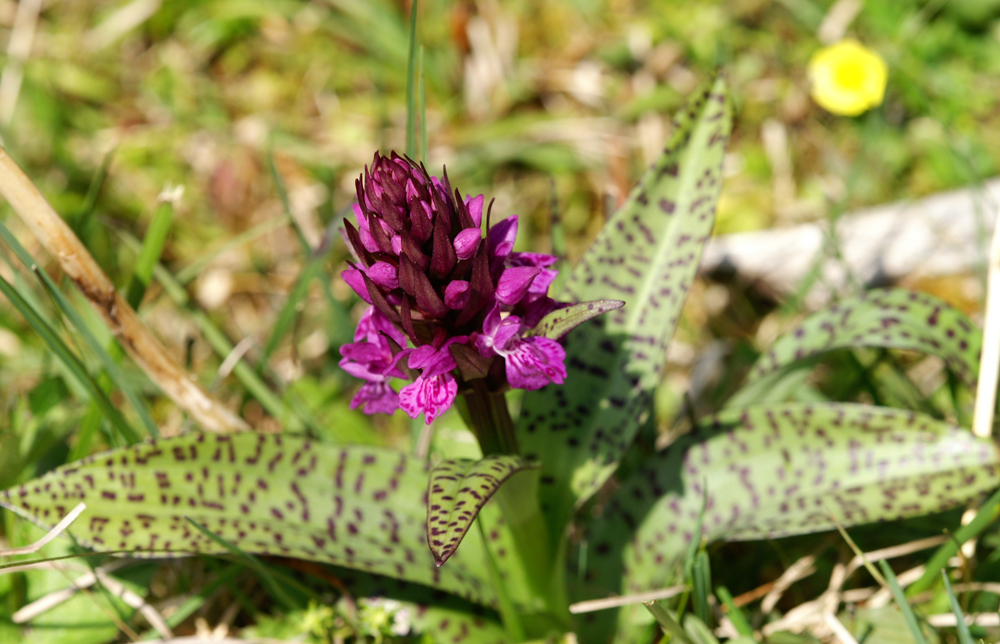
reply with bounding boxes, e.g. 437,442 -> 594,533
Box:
462,381 -> 520,455
461,382 -> 569,631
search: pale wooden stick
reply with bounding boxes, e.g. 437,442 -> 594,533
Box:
0,502 -> 86,556
761,555 -> 817,613
972,210 -> 1000,439
0,148 -> 248,433
927,612 -> 1000,627
568,584 -> 685,614
823,612 -> 860,644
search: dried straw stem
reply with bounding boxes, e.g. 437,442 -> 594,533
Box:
0,147 -> 248,433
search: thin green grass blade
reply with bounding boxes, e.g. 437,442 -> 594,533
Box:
518,77 -> 733,546
0,219 -> 156,438
72,148 -> 114,232
643,600 -> 694,644
909,486 -> 1000,595
265,148 -> 353,356
185,517 -> 302,611
942,570 -> 974,644
691,550 -> 712,626
419,45 -> 427,164
684,614 -> 720,644
879,559 -> 929,644
117,228 -> 315,432
405,0 -> 418,159
174,216 -> 286,285
715,586 -> 753,637
0,271 -> 136,444
125,199 -> 174,310
139,563 -> 242,640
0,433 -> 533,610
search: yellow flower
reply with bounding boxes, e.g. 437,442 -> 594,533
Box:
808,39 -> 887,116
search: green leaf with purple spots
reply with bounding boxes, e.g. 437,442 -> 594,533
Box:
428,456 -> 537,567
0,433 -> 531,610
526,299 -> 625,340
518,77 -> 733,543
587,403 -> 999,603
729,288 -> 982,408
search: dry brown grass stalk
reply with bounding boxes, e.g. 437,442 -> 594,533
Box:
0,147 -> 248,433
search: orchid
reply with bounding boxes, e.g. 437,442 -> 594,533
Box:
338,152 -> 608,441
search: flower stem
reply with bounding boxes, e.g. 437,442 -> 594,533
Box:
462,380 -> 520,456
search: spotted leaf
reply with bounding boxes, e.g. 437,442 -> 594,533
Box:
428,456 -> 537,566
518,77 -> 733,544
526,299 -> 625,341
583,402 -> 999,642
0,433 -> 532,610
729,288 -> 982,408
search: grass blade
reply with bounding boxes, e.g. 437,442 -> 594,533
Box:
643,600 -> 694,644
942,571 -> 974,644
715,586 -> 753,637
0,219 -> 157,439
0,271 -> 136,444
405,0 -> 418,158
909,486 -> 1000,595
879,559 -> 929,644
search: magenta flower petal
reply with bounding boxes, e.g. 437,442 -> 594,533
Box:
453,228 -> 481,260
503,336 -> 567,390
508,251 -> 558,269
399,372 -> 458,424
475,304 -> 522,357
466,194 -> 485,227
496,266 -> 542,305
406,344 -> 440,371
354,306 -> 406,346
444,280 -> 471,309
342,268 -> 372,304
367,261 -> 399,290
350,381 -> 399,415
487,215 -> 518,260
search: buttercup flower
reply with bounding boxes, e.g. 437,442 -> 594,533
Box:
808,39 -> 887,116
339,152 -> 570,424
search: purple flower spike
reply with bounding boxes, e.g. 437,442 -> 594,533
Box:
339,151 -> 595,427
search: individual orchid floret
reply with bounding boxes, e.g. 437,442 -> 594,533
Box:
338,307 -> 408,414
474,304 -> 566,391
398,337 -> 467,424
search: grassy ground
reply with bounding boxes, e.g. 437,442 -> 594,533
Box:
1,0 -> 1000,642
